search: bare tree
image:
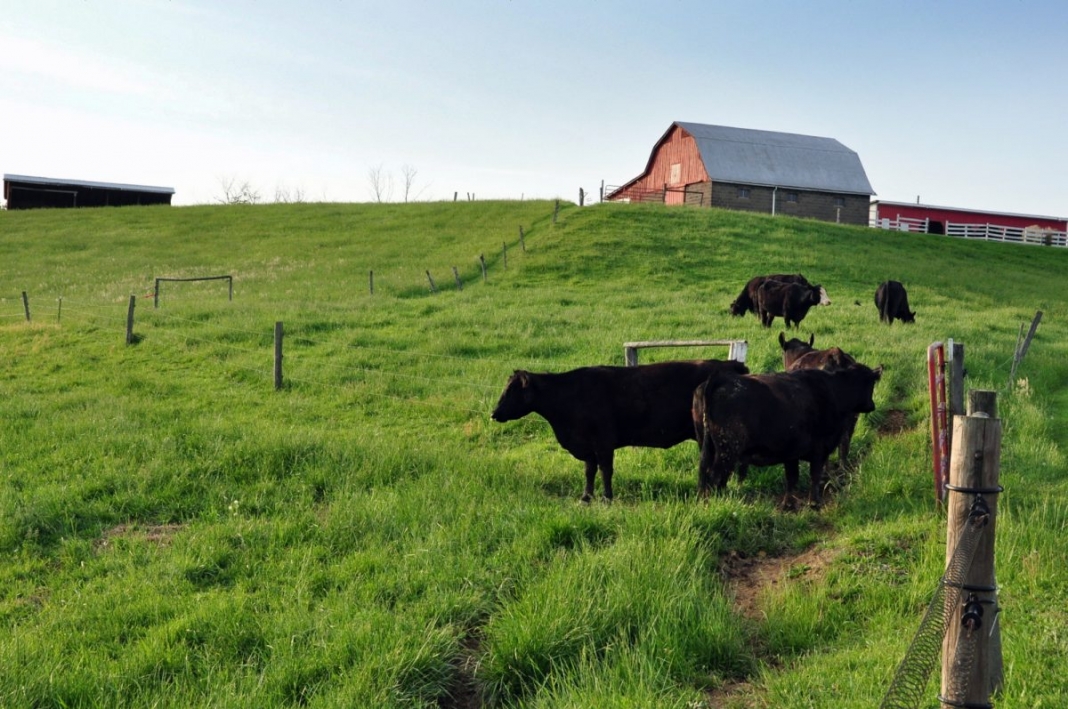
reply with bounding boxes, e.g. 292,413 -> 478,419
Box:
216,177 -> 261,205
273,183 -> 306,204
401,164 -> 418,203
368,164 -> 393,203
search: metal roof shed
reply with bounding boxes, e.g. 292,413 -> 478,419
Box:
3,174 -> 174,209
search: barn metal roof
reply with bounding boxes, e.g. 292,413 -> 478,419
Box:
3,173 -> 175,195
674,122 -> 875,195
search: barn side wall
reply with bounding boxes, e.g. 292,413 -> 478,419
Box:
694,182 -> 868,225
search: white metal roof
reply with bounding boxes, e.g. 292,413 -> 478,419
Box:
3,173 -> 175,195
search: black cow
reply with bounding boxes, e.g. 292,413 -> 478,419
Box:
492,359 -> 749,502
778,332 -> 860,464
756,280 -> 824,329
875,280 -> 916,324
730,274 -> 829,317
692,363 -> 882,508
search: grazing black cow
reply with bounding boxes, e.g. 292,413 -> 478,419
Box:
692,363 -> 882,508
875,280 -> 916,324
778,332 -> 860,464
756,280 -> 824,329
730,274 -> 829,317
492,359 -> 749,502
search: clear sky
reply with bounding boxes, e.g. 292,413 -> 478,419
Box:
2,0 -> 1066,215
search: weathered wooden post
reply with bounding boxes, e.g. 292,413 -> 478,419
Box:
452,266 -> 463,291
274,322 -> 284,391
228,275 -> 233,301
940,391 -> 1002,707
519,225 -> 526,252
479,254 -> 487,283
22,291 -> 30,322
369,270 -> 374,295
125,295 -> 136,345
948,340 -> 965,452
154,278 -> 160,308
553,199 -> 559,224
502,242 -> 508,269
57,296 -> 62,323
1009,310 -> 1042,386
426,270 -> 437,293
579,187 -> 585,207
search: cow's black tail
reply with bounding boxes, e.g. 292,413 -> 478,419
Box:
694,370 -> 743,494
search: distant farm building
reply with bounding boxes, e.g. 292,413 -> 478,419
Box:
605,122 -> 874,225
871,200 -> 1068,248
3,174 -> 174,210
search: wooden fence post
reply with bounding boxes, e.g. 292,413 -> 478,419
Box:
1009,310 -> 1042,386
274,322 -> 284,391
22,291 -> 30,322
57,296 -> 62,323
502,242 -> 508,269
228,275 -> 233,301
125,295 -> 136,345
579,187 -> 585,207
553,199 -> 559,224
369,270 -> 374,295
479,254 -> 487,283
426,270 -> 437,293
940,396 -> 1002,706
519,225 -> 526,252
452,266 -> 463,291
154,279 -> 160,308
949,340 -> 965,452
968,390 -> 997,418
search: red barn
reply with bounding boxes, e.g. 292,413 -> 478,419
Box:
606,122 -> 874,225
872,200 -> 1067,247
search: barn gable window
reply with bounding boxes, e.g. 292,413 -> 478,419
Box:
785,192 -> 799,203
669,163 -> 681,185
738,187 -> 751,199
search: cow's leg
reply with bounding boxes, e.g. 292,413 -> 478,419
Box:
599,448 -> 615,502
810,457 -> 827,509
783,460 -> 800,494
839,415 -> 858,466
581,459 -> 597,503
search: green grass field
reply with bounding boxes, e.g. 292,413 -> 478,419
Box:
1,200 -> 1066,708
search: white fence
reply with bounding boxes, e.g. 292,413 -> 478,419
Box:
871,218 -> 1068,248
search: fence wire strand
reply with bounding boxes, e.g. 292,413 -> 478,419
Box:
879,499 -> 989,709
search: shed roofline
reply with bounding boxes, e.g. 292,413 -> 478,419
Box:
3,174 -> 175,195
874,199 -> 1066,223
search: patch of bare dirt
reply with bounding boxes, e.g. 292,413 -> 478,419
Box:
440,632 -> 482,709
96,523 -> 182,551
877,408 -> 909,436
720,544 -> 840,621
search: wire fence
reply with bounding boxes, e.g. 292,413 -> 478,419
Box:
879,494 -> 992,709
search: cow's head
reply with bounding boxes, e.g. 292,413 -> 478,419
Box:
779,332 -> 816,368
492,370 -> 537,422
901,309 -> 917,323
817,286 -> 831,306
729,297 -> 747,317
850,364 -> 883,414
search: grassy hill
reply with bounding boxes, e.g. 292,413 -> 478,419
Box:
1,201 -> 1066,708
